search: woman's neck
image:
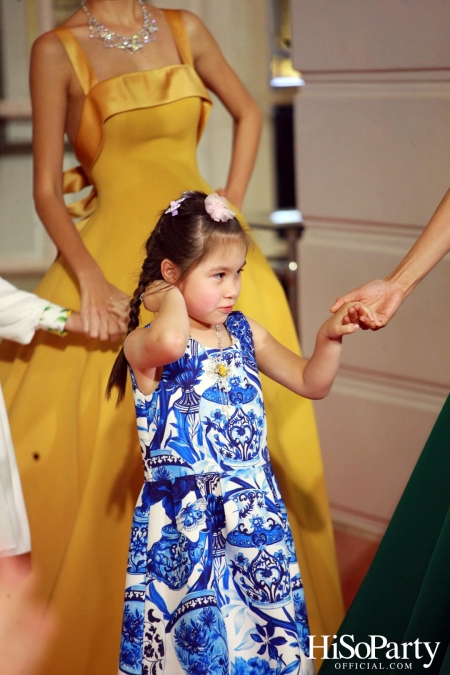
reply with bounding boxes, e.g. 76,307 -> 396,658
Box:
84,0 -> 147,29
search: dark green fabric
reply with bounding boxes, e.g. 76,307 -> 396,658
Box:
319,395 -> 450,674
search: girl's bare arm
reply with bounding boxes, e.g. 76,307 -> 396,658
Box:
124,286 -> 190,386
249,304 -> 368,399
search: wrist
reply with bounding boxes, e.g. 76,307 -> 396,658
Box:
38,305 -> 71,336
224,188 -> 243,210
384,271 -> 412,299
77,261 -> 105,285
72,251 -> 103,281
315,325 -> 342,349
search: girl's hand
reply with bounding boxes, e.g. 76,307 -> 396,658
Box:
78,268 -> 128,341
141,281 -> 180,313
330,278 -> 405,330
320,302 -> 374,341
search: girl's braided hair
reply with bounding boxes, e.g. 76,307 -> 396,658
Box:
106,191 -> 251,404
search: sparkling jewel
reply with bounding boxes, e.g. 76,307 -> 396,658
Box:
81,0 -> 158,53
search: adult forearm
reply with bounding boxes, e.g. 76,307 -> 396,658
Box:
387,187 -> 450,297
34,191 -> 99,279
225,103 -> 262,209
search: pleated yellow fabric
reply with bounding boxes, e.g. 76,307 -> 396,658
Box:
0,10 -> 342,674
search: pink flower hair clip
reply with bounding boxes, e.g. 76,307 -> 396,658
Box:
165,195 -> 187,216
204,193 -> 235,223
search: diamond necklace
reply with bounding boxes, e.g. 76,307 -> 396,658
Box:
81,0 -> 158,53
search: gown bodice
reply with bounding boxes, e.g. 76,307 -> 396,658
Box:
51,9 -> 213,297
55,9 -> 211,184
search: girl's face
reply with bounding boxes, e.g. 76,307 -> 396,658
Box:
179,239 -> 247,329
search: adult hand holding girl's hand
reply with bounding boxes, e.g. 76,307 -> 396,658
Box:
320,302 -> 375,342
78,266 -> 129,341
330,278 -> 405,330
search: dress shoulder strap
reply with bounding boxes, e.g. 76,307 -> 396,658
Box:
225,312 -> 257,362
53,26 -> 98,95
163,9 -> 194,67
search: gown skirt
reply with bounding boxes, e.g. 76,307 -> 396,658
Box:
320,395 -> 450,674
0,10 -> 342,674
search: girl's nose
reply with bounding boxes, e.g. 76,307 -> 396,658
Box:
224,280 -> 239,299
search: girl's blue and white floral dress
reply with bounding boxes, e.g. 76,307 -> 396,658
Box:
119,312 -> 313,675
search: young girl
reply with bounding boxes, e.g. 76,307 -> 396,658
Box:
107,191 -> 369,675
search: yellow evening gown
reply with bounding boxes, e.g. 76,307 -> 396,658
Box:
0,10 -> 342,674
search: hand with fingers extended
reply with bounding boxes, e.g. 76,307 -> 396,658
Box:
78,268 -> 129,341
320,302 -> 375,342
330,279 -> 405,330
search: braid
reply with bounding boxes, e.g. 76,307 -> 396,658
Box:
105,271 -> 153,404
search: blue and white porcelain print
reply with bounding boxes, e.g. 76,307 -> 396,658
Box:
169,591 -> 229,675
120,585 -> 146,675
148,524 -> 208,590
119,312 -> 314,675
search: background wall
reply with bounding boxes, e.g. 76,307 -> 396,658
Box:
0,0 -> 277,287
292,0 -> 450,594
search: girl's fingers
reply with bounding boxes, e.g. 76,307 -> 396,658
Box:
328,321 -> 359,339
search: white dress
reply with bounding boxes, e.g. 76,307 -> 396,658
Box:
0,277 -> 68,556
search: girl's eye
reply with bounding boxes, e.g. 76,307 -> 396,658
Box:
214,273 -> 225,279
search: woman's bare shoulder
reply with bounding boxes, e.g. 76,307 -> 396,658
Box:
31,31 -> 66,62
31,7 -> 86,67
177,8 -> 206,33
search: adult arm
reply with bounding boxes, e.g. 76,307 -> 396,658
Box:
30,33 -> 126,340
182,11 -> 262,210
0,277 -> 84,342
331,187 -> 450,328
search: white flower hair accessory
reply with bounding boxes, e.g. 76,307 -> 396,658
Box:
165,195 -> 187,216
204,193 -> 235,223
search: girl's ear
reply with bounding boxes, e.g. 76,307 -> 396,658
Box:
161,259 -> 180,284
